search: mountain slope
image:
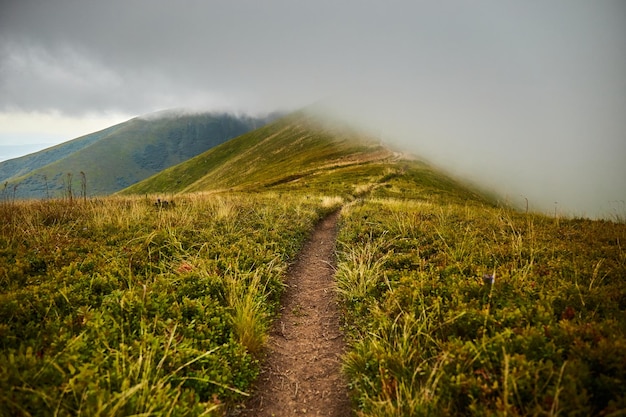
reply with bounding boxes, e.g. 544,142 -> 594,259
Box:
1,112 -> 276,199
121,111 -> 494,206
0,123 -> 125,183
122,111 -> 388,193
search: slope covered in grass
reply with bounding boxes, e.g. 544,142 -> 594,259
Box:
121,111 -> 493,208
1,112 -> 274,199
0,123 -> 126,183
122,111 -> 386,194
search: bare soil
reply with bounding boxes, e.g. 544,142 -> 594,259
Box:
238,210 -> 352,416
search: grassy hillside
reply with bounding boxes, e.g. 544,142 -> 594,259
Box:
121,112 -> 383,194
121,111 -> 492,207
0,123 -> 126,183
1,112 -> 274,199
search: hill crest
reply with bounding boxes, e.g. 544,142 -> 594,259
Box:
121,111 -> 494,206
1,111 -> 276,199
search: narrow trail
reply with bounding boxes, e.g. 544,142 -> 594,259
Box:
240,210 -> 352,416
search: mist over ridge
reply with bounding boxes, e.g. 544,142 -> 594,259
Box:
312,89 -> 625,220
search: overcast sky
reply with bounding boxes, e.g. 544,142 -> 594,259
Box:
1,1 -> 624,217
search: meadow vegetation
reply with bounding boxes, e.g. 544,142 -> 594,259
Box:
336,197 -> 626,416
0,193 -> 340,416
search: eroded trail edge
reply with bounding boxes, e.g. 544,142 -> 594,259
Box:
241,210 -> 351,416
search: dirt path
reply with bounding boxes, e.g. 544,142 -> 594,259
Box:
239,210 -> 352,416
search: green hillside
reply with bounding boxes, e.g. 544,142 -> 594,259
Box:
121,111 -> 492,206
1,112 -> 275,199
0,123 -> 126,182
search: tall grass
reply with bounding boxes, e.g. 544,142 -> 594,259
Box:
336,198 -> 626,416
335,233 -> 391,302
224,258 -> 286,357
0,193 -> 334,416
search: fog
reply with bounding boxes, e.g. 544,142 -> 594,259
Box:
1,1 -> 624,217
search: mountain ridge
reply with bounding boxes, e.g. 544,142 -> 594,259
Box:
121,110 -> 494,207
0,122 -> 126,182
1,111 -> 277,199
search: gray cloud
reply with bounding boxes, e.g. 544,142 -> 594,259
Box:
1,0 -> 625,217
